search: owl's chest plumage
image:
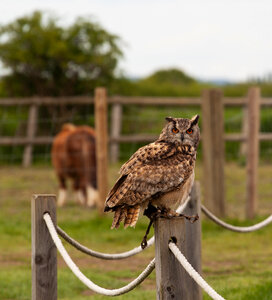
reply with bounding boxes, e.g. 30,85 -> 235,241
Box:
105,141 -> 197,229
150,171 -> 195,210
148,150 -> 196,210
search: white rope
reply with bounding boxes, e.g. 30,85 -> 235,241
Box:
176,195 -> 190,214
169,242 -> 225,300
57,226 -> 154,259
201,205 -> 272,232
55,198 -> 189,260
43,213 -> 155,296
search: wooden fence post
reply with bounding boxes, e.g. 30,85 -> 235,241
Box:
240,104 -> 249,156
32,194 -> 57,300
23,103 -> 38,167
95,87 -> 109,213
110,103 -> 122,163
183,182 -> 202,300
202,89 -> 225,217
246,87 -> 260,219
155,181 -> 203,300
155,217 -> 189,299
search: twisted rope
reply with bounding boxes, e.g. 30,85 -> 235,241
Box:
57,226 -> 154,259
201,205 -> 272,232
169,242 -> 225,300
44,213 -> 155,296
56,197 -> 190,259
56,198 -> 271,264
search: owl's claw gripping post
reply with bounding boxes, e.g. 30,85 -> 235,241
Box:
141,236 -> 148,249
179,213 -> 199,223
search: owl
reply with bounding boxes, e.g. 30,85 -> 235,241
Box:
104,115 -> 200,232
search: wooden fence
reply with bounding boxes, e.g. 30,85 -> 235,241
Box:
1,87 -> 272,218
32,182 -> 202,299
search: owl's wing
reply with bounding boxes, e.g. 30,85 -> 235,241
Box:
105,142 -> 193,209
104,174 -> 127,211
119,141 -> 177,175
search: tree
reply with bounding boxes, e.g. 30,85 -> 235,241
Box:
0,11 -> 123,96
143,68 -> 196,85
124,68 -> 201,97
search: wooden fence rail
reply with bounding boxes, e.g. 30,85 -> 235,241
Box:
1,93 -> 272,151
0,132 -> 272,146
1,95 -> 272,106
1,87 -> 271,217
1,132 -> 272,146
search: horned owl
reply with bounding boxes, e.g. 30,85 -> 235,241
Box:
104,115 -> 200,230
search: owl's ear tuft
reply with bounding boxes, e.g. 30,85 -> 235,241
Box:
165,116 -> 174,123
191,115 -> 199,126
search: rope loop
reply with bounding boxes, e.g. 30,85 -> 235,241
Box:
55,197 -> 190,260
57,226 -> 154,259
44,213 -> 155,296
201,205 -> 272,232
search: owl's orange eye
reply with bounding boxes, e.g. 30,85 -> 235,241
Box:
172,128 -> 179,134
186,129 -> 193,134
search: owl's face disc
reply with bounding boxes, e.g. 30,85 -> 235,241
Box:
161,115 -> 200,148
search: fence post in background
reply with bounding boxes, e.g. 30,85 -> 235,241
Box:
183,182 -> 202,300
95,87 -> 109,213
155,217 -> 190,299
23,103 -> 38,167
202,89 -> 225,217
240,104 -> 249,157
110,103 -> 123,163
246,87 -> 260,219
32,194 -> 57,300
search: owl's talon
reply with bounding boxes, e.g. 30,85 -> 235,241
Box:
179,213 -> 199,223
141,238 -> 148,249
158,208 -> 179,218
144,204 -> 158,218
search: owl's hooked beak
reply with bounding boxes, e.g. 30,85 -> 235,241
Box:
180,133 -> 184,142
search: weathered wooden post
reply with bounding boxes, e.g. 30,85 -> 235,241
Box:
23,102 -> 38,167
110,102 -> 123,163
246,87 -> 260,219
155,182 -> 202,300
95,87 -> 109,213
183,182 -> 202,299
240,104 -> 249,157
155,217 -> 188,299
202,89 -> 225,217
32,194 -> 57,300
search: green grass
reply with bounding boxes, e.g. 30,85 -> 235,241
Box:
0,165 -> 272,299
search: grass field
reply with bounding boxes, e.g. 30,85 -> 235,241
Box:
0,164 -> 272,300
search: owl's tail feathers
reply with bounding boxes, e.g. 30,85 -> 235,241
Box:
111,208 -> 126,229
110,205 -> 140,229
124,205 -> 140,228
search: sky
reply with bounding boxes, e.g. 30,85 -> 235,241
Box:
0,0 -> 272,81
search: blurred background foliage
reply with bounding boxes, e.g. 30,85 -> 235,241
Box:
0,11 -> 272,164
1,11 -> 272,98
0,11 -> 123,97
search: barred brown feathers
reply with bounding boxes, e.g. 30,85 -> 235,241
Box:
111,205 -> 140,229
104,115 -> 200,229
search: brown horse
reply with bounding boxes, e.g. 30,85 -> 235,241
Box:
51,124 -> 98,207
